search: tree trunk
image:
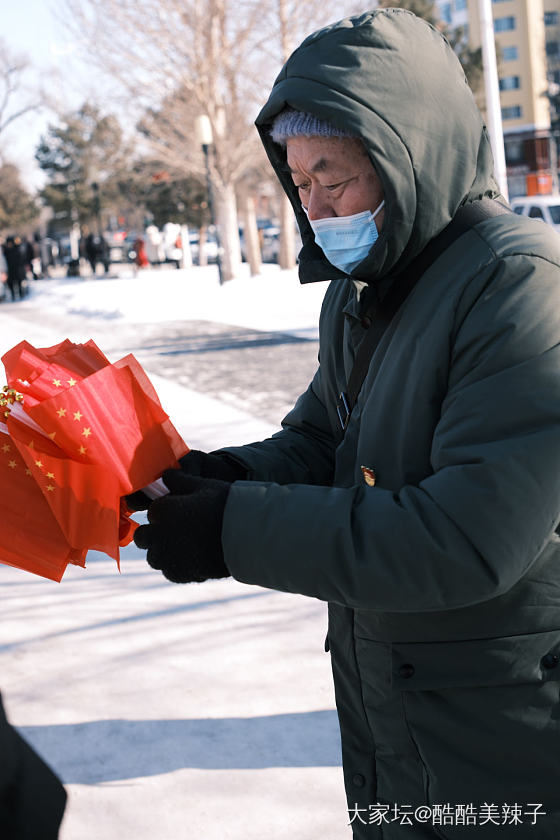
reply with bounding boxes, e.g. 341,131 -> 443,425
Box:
180,224 -> 192,269
278,193 -> 296,270
241,194 -> 262,276
216,183 -> 242,282
198,226 -> 208,267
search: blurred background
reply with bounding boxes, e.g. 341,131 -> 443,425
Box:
2,0 -> 560,296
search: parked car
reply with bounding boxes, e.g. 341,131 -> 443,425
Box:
103,231 -> 129,264
124,233 -> 140,263
260,225 -> 281,262
189,230 -> 219,265
239,221 -> 280,263
510,195 -> 560,234
240,216 -> 304,264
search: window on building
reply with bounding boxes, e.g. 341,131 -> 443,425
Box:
502,45 -> 518,61
495,16 -> 516,31
440,2 -> 452,24
546,41 -> 560,56
545,11 -> 559,26
455,0 -> 467,10
501,105 -> 522,120
504,140 -> 524,165
499,75 -> 520,90
529,206 -> 545,219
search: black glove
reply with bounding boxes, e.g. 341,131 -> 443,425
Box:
178,449 -> 247,481
133,468 -> 231,583
125,449 -> 246,512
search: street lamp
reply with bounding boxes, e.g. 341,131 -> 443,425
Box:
478,0 -> 509,201
195,114 -> 224,284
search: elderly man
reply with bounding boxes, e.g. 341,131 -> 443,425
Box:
132,9 -> 560,837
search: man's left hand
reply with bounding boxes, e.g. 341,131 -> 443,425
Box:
133,470 -> 232,583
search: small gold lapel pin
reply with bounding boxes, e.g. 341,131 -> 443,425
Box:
360,465 -> 376,487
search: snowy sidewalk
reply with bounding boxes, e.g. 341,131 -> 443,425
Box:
1,559 -> 347,839
0,266 -> 350,839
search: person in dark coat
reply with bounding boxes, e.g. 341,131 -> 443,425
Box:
0,245 -> 7,301
129,10 -> 560,837
97,234 -> 110,274
21,236 -> 37,280
84,231 -> 98,274
0,694 -> 66,838
2,237 -> 24,301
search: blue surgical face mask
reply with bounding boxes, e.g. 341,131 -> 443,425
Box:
305,201 -> 385,275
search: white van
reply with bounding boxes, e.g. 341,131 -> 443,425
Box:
510,195 -> 560,234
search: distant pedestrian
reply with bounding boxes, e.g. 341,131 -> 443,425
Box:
0,245 -> 7,302
133,236 -> 149,270
98,234 -> 110,274
84,232 -> 99,274
83,231 -> 110,275
2,237 -> 24,301
21,236 -> 37,280
144,225 -> 164,265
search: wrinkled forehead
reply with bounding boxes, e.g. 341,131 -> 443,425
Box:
286,135 -> 369,174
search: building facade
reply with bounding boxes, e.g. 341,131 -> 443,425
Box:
436,0 -> 558,197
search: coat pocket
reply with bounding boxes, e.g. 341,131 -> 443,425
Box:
392,629 -> 560,691
397,630 -> 560,838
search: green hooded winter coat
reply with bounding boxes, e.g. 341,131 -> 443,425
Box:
219,9 -> 560,838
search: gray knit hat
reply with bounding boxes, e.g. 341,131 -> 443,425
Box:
270,107 -> 355,146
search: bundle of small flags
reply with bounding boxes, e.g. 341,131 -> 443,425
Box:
0,339 -> 188,581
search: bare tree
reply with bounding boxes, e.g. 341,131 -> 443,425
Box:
0,163 -> 38,232
0,40 -> 42,163
59,0 -> 272,281
58,0 -> 360,279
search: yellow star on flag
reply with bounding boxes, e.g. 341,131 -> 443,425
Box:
46,472 -> 55,479
48,432 -> 56,440
82,427 -> 92,438
25,468 -> 32,476
35,459 -> 44,469
73,411 -> 83,421
8,460 -> 17,469
56,408 -> 67,418
52,379 -> 62,388
78,445 -> 87,455
46,484 -> 55,492
67,378 -> 77,387
1,443 -> 10,453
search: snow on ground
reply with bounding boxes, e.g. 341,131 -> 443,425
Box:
20,262 -> 327,338
0,264 -> 350,840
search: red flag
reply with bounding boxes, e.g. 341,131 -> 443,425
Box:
7,413 -> 125,559
0,339 -> 189,581
0,426 -> 86,582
